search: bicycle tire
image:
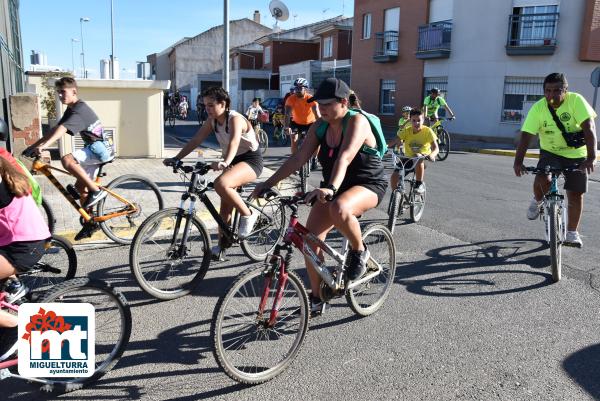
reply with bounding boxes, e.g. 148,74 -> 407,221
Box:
241,196 -> 286,262
38,278 -> 131,392
40,198 -> 56,234
346,223 -> 396,317
97,174 -> 164,244
548,201 -> 562,282
436,129 -> 450,161
258,129 -> 268,154
410,183 -> 426,222
387,190 -> 402,234
168,113 -> 175,128
213,265 -> 310,384
129,207 -> 212,300
19,235 -> 77,296
300,163 -> 308,194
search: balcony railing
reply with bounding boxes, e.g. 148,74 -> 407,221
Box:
416,20 -> 452,59
506,12 -> 559,55
373,31 -> 398,63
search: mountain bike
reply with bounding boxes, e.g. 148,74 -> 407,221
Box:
165,104 -> 177,128
212,194 -> 396,384
524,165 -> 579,282
387,151 -> 428,233
0,278 -> 131,393
27,156 -> 164,244
129,161 -> 286,300
429,117 -> 453,161
255,122 -> 269,154
288,127 -> 314,194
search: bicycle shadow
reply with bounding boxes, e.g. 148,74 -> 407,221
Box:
394,239 -> 554,297
562,343 -> 600,400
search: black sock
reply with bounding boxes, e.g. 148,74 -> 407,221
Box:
415,180 -> 422,187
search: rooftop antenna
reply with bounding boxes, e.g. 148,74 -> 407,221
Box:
269,0 -> 289,32
293,13 -> 298,28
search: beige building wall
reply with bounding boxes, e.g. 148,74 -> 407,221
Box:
57,79 -> 170,158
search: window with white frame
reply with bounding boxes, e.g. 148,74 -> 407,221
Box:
501,76 -> 544,122
362,13 -> 372,39
380,80 -> 396,115
509,5 -> 559,47
264,45 -> 271,64
323,36 -> 333,58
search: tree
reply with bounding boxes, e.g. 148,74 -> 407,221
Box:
40,71 -> 73,120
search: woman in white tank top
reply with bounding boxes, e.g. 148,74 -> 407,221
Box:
164,87 -> 264,255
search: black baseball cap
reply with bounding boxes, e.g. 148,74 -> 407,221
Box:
308,77 -> 351,104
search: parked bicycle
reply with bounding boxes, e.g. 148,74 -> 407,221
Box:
165,104 -> 178,128
212,194 -> 396,384
0,277 -> 131,393
129,160 -> 286,300
524,165 -> 579,282
429,117 -> 453,161
27,156 -> 164,244
255,121 -> 269,154
387,151 -> 428,233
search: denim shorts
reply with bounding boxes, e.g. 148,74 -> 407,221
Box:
72,141 -> 114,178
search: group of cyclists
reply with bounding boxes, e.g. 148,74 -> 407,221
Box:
165,90 -> 190,120
0,71 -> 596,365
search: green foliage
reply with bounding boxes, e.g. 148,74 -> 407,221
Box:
40,71 -> 73,120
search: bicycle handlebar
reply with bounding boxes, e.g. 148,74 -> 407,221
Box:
168,160 -> 212,175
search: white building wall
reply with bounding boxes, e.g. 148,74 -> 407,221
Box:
429,0 -> 454,22
424,0 -> 598,140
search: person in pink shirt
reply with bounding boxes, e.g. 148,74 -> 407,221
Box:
0,157 -> 51,360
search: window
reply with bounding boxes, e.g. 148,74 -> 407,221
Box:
380,80 -> 396,115
384,7 -> 400,52
509,5 -> 558,47
501,76 -> 544,122
362,13 -> 372,39
323,36 -> 333,58
264,46 -> 271,64
423,77 -> 448,116
233,56 -> 239,70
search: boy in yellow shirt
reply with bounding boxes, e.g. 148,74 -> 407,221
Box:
387,109 -> 439,193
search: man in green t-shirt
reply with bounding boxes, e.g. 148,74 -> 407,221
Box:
423,88 -> 455,122
513,73 -> 597,247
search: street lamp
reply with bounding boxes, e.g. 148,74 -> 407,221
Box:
80,17 -> 90,78
70,38 -> 80,75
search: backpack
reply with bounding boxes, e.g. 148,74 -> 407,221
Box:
315,109 -> 388,159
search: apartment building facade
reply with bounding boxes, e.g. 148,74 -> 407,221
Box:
0,0 -> 23,129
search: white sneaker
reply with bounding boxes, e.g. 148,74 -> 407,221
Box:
211,245 -> 224,261
527,199 -> 542,220
414,183 -> 426,195
564,231 -> 583,248
238,211 -> 259,238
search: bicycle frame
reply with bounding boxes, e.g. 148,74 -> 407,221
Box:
391,152 -> 426,202
0,292 -> 19,372
30,159 -> 138,223
542,173 -> 566,242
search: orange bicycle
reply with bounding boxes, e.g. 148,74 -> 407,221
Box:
28,156 -> 164,244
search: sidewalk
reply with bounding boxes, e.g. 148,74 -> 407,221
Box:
38,147 -> 299,243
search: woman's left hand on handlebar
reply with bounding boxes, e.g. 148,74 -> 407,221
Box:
211,161 -> 229,171
305,188 -> 333,205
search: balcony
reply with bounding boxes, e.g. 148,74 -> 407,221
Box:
506,12 -> 559,55
373,31 -> 398,63
416,21 -> 452,59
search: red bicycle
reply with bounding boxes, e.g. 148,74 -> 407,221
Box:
211,195 -> 396,384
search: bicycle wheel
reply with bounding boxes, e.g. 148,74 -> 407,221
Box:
241,197 -> 286,262
346,223 -> 396,317
97,174 -> 164,244
168,112 -> 175,128
387,190 -> 402,234
436,129 -> 450,161
410,183 -> 426,222
129,207 -> 212,300
258,129 -> 268,154
212,265 -> 310,384
300,162 -> 308,194
40,198 -> 56,234
548,202 -> 562,282
19,235 -> 77,296
38,278 -> 131,392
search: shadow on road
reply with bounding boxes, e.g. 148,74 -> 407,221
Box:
395,238 -> 554,297
563,343 -> 600,400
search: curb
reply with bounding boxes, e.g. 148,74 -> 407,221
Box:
469,149 -> 540,159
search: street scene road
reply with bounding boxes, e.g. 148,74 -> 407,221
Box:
6,117 -> 600,401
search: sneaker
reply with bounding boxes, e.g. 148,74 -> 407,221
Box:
211,245 -> 225,261
564,231 -> 583,248
527,198 -> 542,220
0,326 -> 18,361
83,189 -> 107,208
309,295 -> 328,316
238,211 -> 259,238
345,245 -> 370,281
5,280 -> 29,304
74,222 -> 100,241
414,182 -> 426,194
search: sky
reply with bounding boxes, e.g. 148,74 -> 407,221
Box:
21,0 -> 353,80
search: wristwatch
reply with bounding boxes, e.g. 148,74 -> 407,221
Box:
325,184 -> 338,195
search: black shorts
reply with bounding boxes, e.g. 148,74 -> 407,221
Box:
324,180 -> 388,207
290,122 -> 312,135
232,149 -> 263,177
0,239 -> 47,273
537,149 -> 587,193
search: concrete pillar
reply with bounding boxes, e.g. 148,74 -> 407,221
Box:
9,93 -> 42,156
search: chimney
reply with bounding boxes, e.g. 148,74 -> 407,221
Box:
253,10 -> 260,24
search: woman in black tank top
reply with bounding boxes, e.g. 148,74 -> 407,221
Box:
252,78 -> 387,309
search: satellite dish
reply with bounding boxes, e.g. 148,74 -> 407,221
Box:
269,0 -> 289,22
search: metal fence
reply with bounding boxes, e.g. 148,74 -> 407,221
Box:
374,31 -> 399,58
417,21 -> 452,52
